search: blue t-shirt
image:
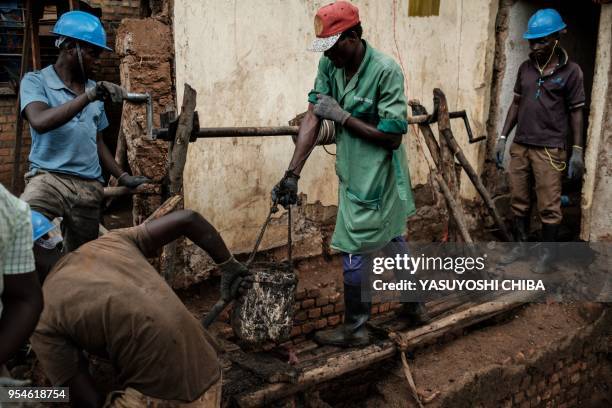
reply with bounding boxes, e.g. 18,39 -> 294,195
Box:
20,65 -> 109,181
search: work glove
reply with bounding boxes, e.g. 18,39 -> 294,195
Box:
118,172 -> 151,189
313,94 -> 351,125
86,81 -> 128,103
218,257 -> 253,301
494,137 -> 507,169
568,146 -> 585,180
271,170 -> 299,209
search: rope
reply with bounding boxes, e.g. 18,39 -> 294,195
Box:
545,147 -> 567,172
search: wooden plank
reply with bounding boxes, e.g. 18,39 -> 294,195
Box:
234,292 -> 531,407
103,184 -> 160,198
228,350 -> 299,384
144,195 -> 183,222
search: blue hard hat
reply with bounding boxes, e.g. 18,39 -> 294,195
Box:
51,10 -> 111,51
524,9 -> 566,40
31,210 -> 56,242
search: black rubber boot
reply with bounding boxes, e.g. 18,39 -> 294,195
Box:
314,284 -> 371,347
395,302 -> 431,326
532,223 -> 559,274
500,216 -> 530,265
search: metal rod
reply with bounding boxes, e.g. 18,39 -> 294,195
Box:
155,126 -> 299,140
154,114 -> 432,140
125,93 -> 153,140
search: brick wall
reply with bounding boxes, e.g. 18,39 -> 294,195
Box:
0,97 -> 29,188
435,309 -> 611,408
0,0 -> 141,193
289,285 -> 399,341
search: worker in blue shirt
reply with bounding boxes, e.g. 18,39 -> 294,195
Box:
19,11 -> 149,253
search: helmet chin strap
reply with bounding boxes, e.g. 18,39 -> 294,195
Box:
75,42 -> 87,82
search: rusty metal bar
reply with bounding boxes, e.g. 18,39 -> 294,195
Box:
154,126 -> 299,140
153,114 -> 432,141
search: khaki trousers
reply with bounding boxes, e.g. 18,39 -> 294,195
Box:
508,143 -> 566,225
103,377 -> 222,408
20,170 -> 104,252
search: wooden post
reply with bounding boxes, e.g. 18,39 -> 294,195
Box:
434,89 -> 463,242
410,100 -> 511,241
437,123 -> 513,242
409,100 -> 472,243
160,84 -> 197,281
168,85 -> 197,194
10,1 -> 33,193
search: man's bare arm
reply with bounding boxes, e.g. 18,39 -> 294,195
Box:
23,96 -> 90,134
343,116 -> 402,150
287,104 -> 320,175
96,133 -> 125,179
569,108 -> 584,148
64,357 -> 103,408
0,272 -> 43,365
144,210 -> 231,264
500,95 -> 520,137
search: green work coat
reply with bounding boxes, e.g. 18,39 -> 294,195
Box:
308,41 -> 416,254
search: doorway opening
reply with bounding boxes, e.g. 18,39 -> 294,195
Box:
491,0 -> 601,240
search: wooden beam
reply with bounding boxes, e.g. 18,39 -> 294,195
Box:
30,21 -> 40,70
434,88 -> 466,243
10,0 -> 33,193
68,0 -> 80,11
160,85 -> 197,281
437,117 -> 513,241
168,84 -> 197,195
103,184 -> 160,198
234,292 -> 531,407
144,195 -> 183,223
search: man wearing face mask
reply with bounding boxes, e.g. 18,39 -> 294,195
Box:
19,11 -> 149,253
272,1 -> 429,347
494,9 -> 585,273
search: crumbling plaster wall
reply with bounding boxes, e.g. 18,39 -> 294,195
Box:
582,5 -> 612,242
173,0 -> 499,253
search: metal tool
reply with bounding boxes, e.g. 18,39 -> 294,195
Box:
202,202 -> 292,329
124,92 -> 153,140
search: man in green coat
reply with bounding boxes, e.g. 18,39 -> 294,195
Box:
272,1 -> 428,347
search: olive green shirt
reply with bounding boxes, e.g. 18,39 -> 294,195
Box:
308,41 -> 415,254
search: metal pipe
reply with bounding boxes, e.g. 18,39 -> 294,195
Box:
153,114 -> 433,140
154,126 -> 299,140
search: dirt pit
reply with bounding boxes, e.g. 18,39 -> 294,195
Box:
349,303 -> 609,408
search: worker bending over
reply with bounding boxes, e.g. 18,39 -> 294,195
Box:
20,11 -> 148,253
495,9 -> 585,273
30,210 -> 251,407
273,1 -> 428,348
0,184 -> 43,379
